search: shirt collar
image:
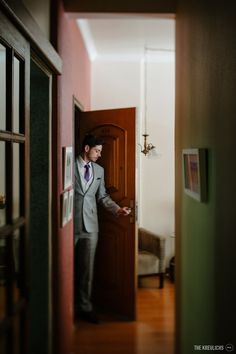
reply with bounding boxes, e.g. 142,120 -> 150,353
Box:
78,155 -> 91,168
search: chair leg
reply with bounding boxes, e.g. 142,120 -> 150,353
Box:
159,273 -> 164,288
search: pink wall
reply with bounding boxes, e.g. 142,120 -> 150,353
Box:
54,1 -> 91,353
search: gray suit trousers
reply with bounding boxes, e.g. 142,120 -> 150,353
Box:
74,231 -> 98,312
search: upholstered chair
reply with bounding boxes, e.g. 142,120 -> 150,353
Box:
138,227 -> 166,288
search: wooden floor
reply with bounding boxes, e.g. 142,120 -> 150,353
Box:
72,276 -> 175,354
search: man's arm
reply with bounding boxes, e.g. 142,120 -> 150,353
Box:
96,168 -> 131,216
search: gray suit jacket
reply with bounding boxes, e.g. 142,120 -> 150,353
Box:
74,158 -> 120,239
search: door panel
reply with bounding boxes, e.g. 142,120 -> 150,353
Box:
79,107 -> 136,319
92,124 -> 127,199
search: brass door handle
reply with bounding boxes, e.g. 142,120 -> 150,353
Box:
129,200 -> 135,223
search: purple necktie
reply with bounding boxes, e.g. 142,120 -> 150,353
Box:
84,164 -> 90,182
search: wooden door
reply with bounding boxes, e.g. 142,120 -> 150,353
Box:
0,10 -> 30,354
78,107 -> 136,320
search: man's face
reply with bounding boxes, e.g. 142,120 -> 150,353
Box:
85,144 -> 102,162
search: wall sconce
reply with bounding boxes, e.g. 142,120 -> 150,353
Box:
140,47 -> 155,156
141,134 -> 155,156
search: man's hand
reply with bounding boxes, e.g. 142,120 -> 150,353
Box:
117,207 -> 131,216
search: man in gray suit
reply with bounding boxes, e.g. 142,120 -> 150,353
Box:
74,134 -> 130,323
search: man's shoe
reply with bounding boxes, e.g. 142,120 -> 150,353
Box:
79,310 -> 99,324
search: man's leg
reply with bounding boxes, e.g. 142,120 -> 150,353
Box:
74,232 -> 98,314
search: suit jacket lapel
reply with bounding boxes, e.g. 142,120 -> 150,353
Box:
75,158 -> 85,194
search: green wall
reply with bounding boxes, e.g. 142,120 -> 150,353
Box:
176,1 -> 236,353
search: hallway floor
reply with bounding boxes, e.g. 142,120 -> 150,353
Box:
72,277 -> 175,354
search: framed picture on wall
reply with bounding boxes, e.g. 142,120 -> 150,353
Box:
63,146 -> 73,189
61,191 -> 69,227
67,189 -> 74,222
182,148 -> 207,202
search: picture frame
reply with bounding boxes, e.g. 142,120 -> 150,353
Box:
182,148 -> 207,202
63,146 -> 73,190
61,188 -> 74,227
61,191 -> 69,227
67,189 -> 74,222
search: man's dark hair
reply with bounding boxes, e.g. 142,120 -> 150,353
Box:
82,134 -> 104,150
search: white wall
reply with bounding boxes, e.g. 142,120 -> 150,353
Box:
140,59 -> 175,265
91,55 -> 175,266
92,61 -> 141,109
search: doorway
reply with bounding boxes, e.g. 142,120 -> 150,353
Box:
72,102 -> 175,353
72,15 -> 175,352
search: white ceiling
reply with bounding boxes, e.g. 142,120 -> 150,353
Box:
76,16 -> 175,61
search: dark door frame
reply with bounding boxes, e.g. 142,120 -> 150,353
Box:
0,2 -> 62,354
0,0 -> 62,74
